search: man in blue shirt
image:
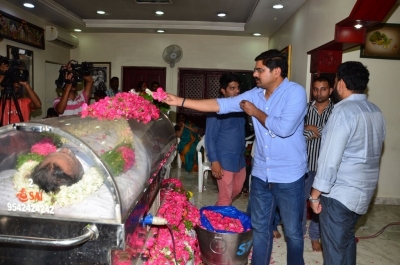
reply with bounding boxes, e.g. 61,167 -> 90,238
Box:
164,49 -> 308,265
205,73 -> 247,206
310,61 -> 386,265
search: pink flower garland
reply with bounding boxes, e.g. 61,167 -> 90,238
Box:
81,92 -> 160,124
144,179 -> 201,265
30,138 -> 57,156
162,178 -> 183,189
112,179 -> 201,265
202,210 -> 246,233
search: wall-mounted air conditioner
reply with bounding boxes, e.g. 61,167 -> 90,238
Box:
45,26 -> 79,49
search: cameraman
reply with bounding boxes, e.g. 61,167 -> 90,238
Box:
54,61 -> 93,116
0,63 -> 9,83
0,63 -> 42,126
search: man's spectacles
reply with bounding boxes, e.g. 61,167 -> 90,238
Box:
253,67 -> 267,74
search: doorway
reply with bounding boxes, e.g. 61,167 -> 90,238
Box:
44,61 -> 64,119
122,67 -> 166,92
177,69 -> 255,130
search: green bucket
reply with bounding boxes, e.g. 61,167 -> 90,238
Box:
195,226 -> 253,265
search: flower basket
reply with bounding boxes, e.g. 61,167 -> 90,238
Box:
199,206 -> 252,233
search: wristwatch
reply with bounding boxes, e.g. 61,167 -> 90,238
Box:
308,195 -> 320,203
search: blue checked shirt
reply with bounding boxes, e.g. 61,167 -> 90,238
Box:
217,78 -> 308,183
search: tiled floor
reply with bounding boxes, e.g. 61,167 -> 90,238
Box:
170,161 -> 400,265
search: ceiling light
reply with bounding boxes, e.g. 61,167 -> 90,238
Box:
74,29 -> 82,32
273,4 -> 284,9
97,11 -> 106,14
157,30 -> 164,33
155,11 -> 164,15
217,13 -> 226,17
23,3 -> 35,8
354,24 -> 363,29
253,33 -> 261,36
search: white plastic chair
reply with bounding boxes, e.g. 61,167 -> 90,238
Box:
176,137 -> 182,168
196,137 -> 211,192
245,133 -> 255,148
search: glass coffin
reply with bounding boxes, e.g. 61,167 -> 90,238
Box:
0,113 -> 176,264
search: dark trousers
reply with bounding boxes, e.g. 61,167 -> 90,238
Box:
320,196 -> 361,265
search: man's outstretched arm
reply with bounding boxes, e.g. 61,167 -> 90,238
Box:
164,93 -> 220,112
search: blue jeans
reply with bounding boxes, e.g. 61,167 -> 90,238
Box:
320,196 -> 361,265
247,175 -> 305,265
272,208 -> 281,231
304,171 -> 320,240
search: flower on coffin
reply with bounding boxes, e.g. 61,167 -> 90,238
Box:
81,92 -> 160,124
100,144 -> 135,176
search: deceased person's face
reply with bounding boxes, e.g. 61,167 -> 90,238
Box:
40,148 -> 83,177
31,148 -> 84,193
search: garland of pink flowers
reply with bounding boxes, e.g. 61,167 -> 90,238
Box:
144,179 -> 201,265
81,92 -> 160,124
112,179 -> 201,265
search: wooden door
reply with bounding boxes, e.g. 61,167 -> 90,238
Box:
122,67 -> 166,92
177,69 -> 254,131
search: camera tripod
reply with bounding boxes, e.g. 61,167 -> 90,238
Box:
0,87 -> 24,126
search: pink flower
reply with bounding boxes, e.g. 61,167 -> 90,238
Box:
117,146 -> 135,172
81,92 -> 160,124
202,210 -> 245,233
143,182 -> 201,264
152,87 -> 168,101
31,138 -> 57,156
162,178 -> 183,189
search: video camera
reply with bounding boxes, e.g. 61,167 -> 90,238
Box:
0,48 -> 30,89
55,60 -> 93,89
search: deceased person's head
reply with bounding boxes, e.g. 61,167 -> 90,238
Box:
31,148 -> 84,193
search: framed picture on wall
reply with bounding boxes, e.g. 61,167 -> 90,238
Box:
360,23 -> 400,60
0,10 -> 45,49
280,45 -> 292,79
6,45 -> 34,88
90,62 -> 111,94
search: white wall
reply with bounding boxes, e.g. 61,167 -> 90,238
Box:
3,0 -> 398,201
0,0 -> 70,118
70,33 -> 269,116
269,0 -> 400,201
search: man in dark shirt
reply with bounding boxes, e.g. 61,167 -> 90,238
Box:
303,76 -> 334,251
205,73 -> 246,205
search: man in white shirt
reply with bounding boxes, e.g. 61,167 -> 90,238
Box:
310,61 -> 386,265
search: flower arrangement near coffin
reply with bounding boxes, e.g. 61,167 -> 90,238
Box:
143,178 -> 201,265
100,144 -> 135,175
81,92 -> 160,123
